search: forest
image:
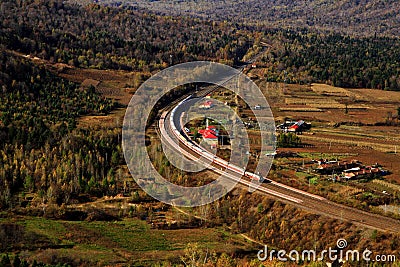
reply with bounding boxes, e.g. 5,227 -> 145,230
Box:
115,0 -> 400,37
1,0 -> 399,90
0,50 -> 121,209
248,29 -> 400,90
0,0 -> 251,70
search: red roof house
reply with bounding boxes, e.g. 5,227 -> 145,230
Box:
199,100 -> 213,109
198,126 -> 218,141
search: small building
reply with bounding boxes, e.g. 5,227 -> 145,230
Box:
288,120 -> 305,132
199,100 -> 213,109
277,120 -> 311,133
198,125 -> 219,147
342,166 -> 381,180
314,160 -> 361,175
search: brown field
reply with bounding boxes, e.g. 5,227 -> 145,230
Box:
254,79 -> 399,125
352,88 -> 400,103
59,68 -> 138,106
311,83 -> 352,96
55,66 -> 147,129
254,80 -> 400,182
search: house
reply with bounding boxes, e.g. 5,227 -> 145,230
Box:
314,160 -> 361,175
199,126 -> 218,139
342,166 -> 381,180
277,120 -> 311,133
288,120 -> 305,132
199,100 -> 213,109
198,125 -> 219,147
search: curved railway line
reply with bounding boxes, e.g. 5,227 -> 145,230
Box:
154,92 -> 400,234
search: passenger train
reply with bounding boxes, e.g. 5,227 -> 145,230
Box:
166,95 -> 264,183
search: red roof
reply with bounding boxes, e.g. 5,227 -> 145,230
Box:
198,127 -> 218,139
200,100 -> 213,108
203,131 -> 218,139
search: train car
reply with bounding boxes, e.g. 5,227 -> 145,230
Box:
245,171 -> 264,182
193,146 -> 203,153
214,157 -> 229,167
169,118 -> 175,128
227,164 -> 244,174
178,134 -> 186,143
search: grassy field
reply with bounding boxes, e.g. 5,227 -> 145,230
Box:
0,216 -> 255,266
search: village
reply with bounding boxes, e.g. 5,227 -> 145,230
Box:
314,158 -> 389,181
186,97 -> 391,186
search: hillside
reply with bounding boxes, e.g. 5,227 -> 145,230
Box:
1,0 -> 399,90
0,0 -> 251,70
109,0 -> 400,37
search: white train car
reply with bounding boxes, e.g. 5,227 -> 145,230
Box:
168,95 -> 265,184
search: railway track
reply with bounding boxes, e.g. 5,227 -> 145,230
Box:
154,95 -> 400,234
160,111 -> 303,204
147,54 -> 400,234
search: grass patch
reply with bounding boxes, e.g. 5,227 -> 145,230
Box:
297,152 -> 348,160
294,171 -> 319,186
160,228 -> 223,250
3,216 -> 256,265
76,219 -> 171,251
18,217 -> 71,245
295,171 -> 315,180
309,177 -> 319,185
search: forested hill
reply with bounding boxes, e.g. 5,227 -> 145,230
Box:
250,31 -> 400,90
1,0 -> 400,90
0,49 -> 122,208
0,0 -> 251,70
104,0 -> 400,37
